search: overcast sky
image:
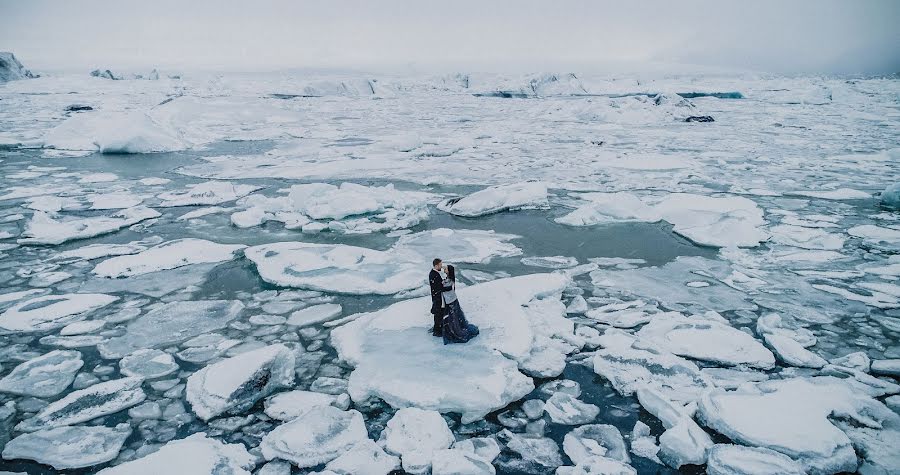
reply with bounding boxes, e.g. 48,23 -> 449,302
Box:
1,0 -> 897,74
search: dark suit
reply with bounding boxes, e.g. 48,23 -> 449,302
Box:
429,269 -> 445,336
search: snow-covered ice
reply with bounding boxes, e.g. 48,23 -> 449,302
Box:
16,377 -> 145,431
96,433 -> 255,475
2,424 -> 131,470
0,293 -> 117,333
706,444 -> 805,475
186,344 -> 295,420
264,389 -> 343,421
17,207 -> 160,245
92,238 -> 245,277
378,407 -> 455,473
260,406 -> 369,467
439,182 -> 548,217
0,350 -> 83,397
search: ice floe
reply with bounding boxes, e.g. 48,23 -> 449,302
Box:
16,377 -> 145,431
562,424 -> 629,465
119,348 -> 179,379
96,433 -> 255,475
92,238 -> 246,277
325,439 -> 401,475
186,344 -> 295,420
264,389 -> 344,421
332,273 -> 569,422
260,406 -> 368,467
0,349 -> 83,397
654,193 -> 767,248
544,393 -> 599,425
0,293 -> 117,333
18,206 -> 160,245
438,182 -> 548,217
42,111 -> 186,154
378,407 -> 455,473
157,180 -> 261,207
2,424 -> 131,470
706,444 -> 804,475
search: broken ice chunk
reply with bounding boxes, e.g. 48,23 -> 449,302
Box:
260,406 -> 369,467
563,424 -> 629,465
96,432 -> 254,475
92,238 -> 246,278
378,408 -> 455,473
1,423 -> 131,470
0,350 -> 83,397
706,444 -> 804,475
439,182 -> 548,217
157,181 -> 261,207
264,390 -> 342,421
764,334 -> 827,368
17,207 -> 160,245
119,348 -> 179,379
287,303 -> 343,327
186,344 -> 295,421
16,377 -> 145,432
544,393 -> 600,425
0,293 -> 117,333
431,449 -> 495,475
324,439 -> 401,475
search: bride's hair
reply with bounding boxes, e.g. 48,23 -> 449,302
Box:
447,265 -> 456,281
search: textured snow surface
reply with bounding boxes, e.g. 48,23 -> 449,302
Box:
332,273 -> 570,422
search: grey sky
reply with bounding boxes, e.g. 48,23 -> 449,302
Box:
1,0 -> 897,74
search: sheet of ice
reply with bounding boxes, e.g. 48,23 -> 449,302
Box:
331,274 -> 570,422
1,424 -> 131,470
18,206 -> 160,245
563,424 -> 629,465
92,238 -> 246,277
287,303 -> 343,326
698,376 -> 900,474
51,242 -> 147,262
770,224 -> 845,250
325,439 -> 401,475
556,457 -> 637,475
96,433 -> 255,475
41,111 -> 186,154
88,191 -> 145,210
636,313 -> 775,369
500,431 -> 563,473
848,224 -> 900,245
16,377 -> 145,431
264,390 -> 341,421
378,407 -> 455,473
119,348 -> 179,379
654,194 -> 767,248
592,330 -> 712,404
186,344 -> 295,420
431,449 -> 495,475
706,444 -> 804,475
635,388 -> 713,468
556,192 -> 660,226
520,255 -> 579,269
246,229 -> 520,294
0,293 -> 117,333
97,300 -> 244,358
0,349 -> 83,397
157,180 -> 261,207
260,406 -> 369,468
438,182 -> 548,217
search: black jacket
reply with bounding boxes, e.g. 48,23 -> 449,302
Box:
429,269 -> 443,314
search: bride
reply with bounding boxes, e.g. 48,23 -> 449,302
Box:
440,264 -> 480,344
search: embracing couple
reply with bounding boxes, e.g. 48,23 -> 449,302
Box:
429,258 -> 480,345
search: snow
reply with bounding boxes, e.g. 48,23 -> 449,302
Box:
0,350 -> 83,397
636,314 -> 776,369
260,406 -> 369,467
544,392 -> 600,424
287,303 -> 343,326
186,344 -> 295,420
562,424 -> 629,465
592,330 -> 713,404
16,377 -> 145,432
698,377 -> 900,474
439,182 -> 548,217
1,424 -> 131,470
264,390 -> 342,421
157,180 -> 261,207
246,229 -> 520,294
119,348 -> 179,379
92,238 -> 246,277
42,111 -> 186,154
706,444 -> 804,475
96,433 -> 255,475
98,300 -> 244,358
764,334 -> 827,368
0,293 -> 118,333
378,407 -> 455,473
331,273 -> 570,422
17,206 -> 160,245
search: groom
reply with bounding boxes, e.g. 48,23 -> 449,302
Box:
428,258 -> 445,337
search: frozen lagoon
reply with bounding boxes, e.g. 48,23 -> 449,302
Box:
0,70 -> 899,474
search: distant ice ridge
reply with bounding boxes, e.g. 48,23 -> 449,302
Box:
331,273 -> 575,422
232,182 -> 436,233
0,52 -> 36,82
245,228 -> 521,294
558,192 -> 767,247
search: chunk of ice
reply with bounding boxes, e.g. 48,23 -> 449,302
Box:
706,444 -> 804,475
16,377 -> 145,431
157,181 -> 261,207
1,424 -> 131,470
18,207 -> 160,245
92,238 -> 245,278
0,293 -> 117,333
96,433 -> 254,475
439,182 -> 548,217
378,407 -> 455,472
0,350 -> 83,397
260,406 -> 369,467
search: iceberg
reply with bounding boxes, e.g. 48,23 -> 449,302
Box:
97,300 -> 244,358
880,182 -> 900,209
186,344 -> 295,420
42,111 -> 186,154
18,206 -> 160,245
0,350 -> 83,397
96,433 -> 255,475
92,238 -> 246,278
331,274 -> 570,422
438,182 -> 548,217
1,424 -> 131,470
260,406 -> 369,467
0,293 -> 117,333
16,377 -> 145,431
